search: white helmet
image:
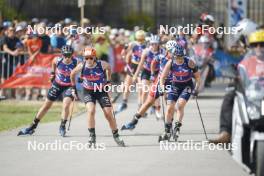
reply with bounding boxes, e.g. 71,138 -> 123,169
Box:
205,15 -> 215,23
149,34 -> 160,44
231,18 -> 258,46
166,40 -> 177,51
234,18 -> 258,37
198,35 -> 210,43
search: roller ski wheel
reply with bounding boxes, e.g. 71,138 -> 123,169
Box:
113,135 -> 125,147
158,132 -> 171,142
172,129 -> 180,142
172,122 -> 182,142
88,135 -> 96,148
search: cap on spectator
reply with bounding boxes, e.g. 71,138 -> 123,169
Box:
3,21 -> 12,28
32,18 -> 39,23
125,30 -> 130,37
64,18 -> 72,24
15,26 -> 24,32
82,18 -> 90,25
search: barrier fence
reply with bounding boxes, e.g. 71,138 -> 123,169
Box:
0,52 -> 29,81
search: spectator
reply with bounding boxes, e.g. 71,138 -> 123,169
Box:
38,23 -> 51,54
0,26 -> 6,51
26,32 -> 42,61
50,24 -> 66,52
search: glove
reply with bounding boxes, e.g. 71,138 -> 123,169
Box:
50,72 -> 55,82
192,89 -> 199,97
71,85 -> 78,99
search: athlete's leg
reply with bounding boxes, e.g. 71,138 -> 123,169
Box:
86,102 -> 96,129
59,97 -> 73,136
122,74 -> 133,101
175,98 -> 187,123
35,98 -> 54,120
141,79 -> 151,104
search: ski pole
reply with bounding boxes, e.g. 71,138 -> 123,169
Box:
67,97 -> 76,131
195,97 -> 208,140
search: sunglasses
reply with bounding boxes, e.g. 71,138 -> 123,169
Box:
175,56 -> 183,60
250,43 -> 264,48
63,53 -> 73,58
85,57 -> 94,60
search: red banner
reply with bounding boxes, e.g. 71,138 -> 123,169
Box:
0,54 -> 59,88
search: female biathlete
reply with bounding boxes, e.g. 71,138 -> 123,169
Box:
115,30 -> 146,114
159,44 -> 201,142
70,47 -> 125,147
121,40 -> 177,130
18,45 -> 78,137
132,35 -> 164,114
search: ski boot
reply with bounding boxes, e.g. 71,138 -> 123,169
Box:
17,127 -> 35,136
59,125 -> 66,137
59,120 -> 67,137
172,122 -> 182,142
158,123 -> 172,142
17,119 -> 39,136
88,134 -> 96,148
115,102 -> 127,114
121,117 -> 138,131
113,131 -> 125,147
121,122 -> 136,131
158,132 -> 171,142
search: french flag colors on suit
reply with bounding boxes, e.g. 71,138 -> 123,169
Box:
0,54 -> 59,88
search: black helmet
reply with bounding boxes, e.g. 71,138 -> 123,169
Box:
61,45 -> 73,57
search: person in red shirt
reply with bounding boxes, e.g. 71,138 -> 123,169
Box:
26,32 -> 42,61
24,32 -> 43,100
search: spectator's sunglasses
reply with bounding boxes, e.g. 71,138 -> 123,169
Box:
250,42 -> 264,48
85,56 -> 95,61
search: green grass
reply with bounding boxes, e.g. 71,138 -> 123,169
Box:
0,100 -> 85,132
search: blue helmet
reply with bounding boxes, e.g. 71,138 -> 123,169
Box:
174,44 -> 184,56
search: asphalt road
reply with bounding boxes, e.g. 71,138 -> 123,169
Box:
0,82 -> 249,176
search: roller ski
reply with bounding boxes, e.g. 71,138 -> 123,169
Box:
115,103 -> 127,114
88,134 -> 96,148
17,127 -> 35,136
172,122 -> 182,142
59,120 -> 67,137
121,117 -> 138,131
113,132 -> 125,147
158,123 -> 172,142
17,119 -> 39,136
158,132 -> 172,142
59,125 -> 66,137
121,122 -> 136,131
